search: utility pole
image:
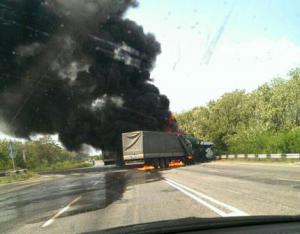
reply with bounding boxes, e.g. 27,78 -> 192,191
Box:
22,150 -> 26,162
9,142 -> 16,172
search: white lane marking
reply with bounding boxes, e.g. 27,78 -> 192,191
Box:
165,180 -> 227,216
93,181 -> 100,186
41,196 -> 82,228
278,178 -> 300,182
165,178 -> 248,217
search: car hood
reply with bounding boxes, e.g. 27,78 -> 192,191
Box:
82,215 -> 300,234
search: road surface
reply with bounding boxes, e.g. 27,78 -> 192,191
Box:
0,161 -> 300,233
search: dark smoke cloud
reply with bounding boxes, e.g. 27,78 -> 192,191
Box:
0,0 -> 171,162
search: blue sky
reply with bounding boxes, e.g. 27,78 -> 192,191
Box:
126,0 -> 300,112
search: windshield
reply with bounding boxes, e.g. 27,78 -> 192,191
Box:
1,0 -> 300,233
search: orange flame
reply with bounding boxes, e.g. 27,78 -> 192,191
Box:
137,164 -> 155,171
168,113 -> 177,122
165,113 -> 179,133
169,160 -> 185,168
137,159 -> 185,171
187,155 -> 193,160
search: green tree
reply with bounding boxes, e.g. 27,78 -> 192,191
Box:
177,68 -> 300,154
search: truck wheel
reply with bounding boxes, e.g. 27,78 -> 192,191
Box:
153,159 -> 159,169
159,158 -> 165,168
164,158 -> 169,168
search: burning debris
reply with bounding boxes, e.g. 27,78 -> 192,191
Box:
0,0 -> 173,165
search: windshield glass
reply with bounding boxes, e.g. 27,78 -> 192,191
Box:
1,0 -> 300,233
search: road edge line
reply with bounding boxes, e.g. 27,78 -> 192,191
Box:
165,180 -> 228,216
165,178 -> 248,217
41,196 -> 82,228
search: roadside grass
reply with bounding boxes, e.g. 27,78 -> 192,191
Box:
48,161 -> 92,170
0,171 -> 38,185
0,161 -> 93,184
32,161 -> 93,172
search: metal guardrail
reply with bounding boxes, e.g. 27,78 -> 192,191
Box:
216,154 -> 300,160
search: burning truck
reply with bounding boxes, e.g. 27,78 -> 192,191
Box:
120,114 -> 214,168
103,130 -> 214,168
122,131 -> 192,168
103,113 -> 214,168
121,130 -> 214,168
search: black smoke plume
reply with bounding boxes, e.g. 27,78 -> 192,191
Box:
0,0 -> 172,164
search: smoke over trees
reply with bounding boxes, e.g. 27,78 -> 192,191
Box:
0,0 -> 172,163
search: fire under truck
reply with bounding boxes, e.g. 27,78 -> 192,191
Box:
121,131 -> 214,168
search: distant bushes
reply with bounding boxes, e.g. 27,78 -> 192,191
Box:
226,127 -> 300,154
177,68 -> 300,154
0,136 -> 90,171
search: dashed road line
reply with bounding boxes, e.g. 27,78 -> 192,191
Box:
41,196 -> 82,228
165,178 -> 248,217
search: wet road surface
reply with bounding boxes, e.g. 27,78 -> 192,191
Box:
0,161 -> 300,233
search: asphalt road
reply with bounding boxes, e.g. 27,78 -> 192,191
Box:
1,161 -> 300,233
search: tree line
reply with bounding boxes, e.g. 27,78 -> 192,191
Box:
0,136 -> 89,171
177,68 -> 300,155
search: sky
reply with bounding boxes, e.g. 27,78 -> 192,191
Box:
126,0 -> 300,112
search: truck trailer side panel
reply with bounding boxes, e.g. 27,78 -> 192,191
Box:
142,131 -> 185,158
122,131 -> 144,160
122,131 -> 186,161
